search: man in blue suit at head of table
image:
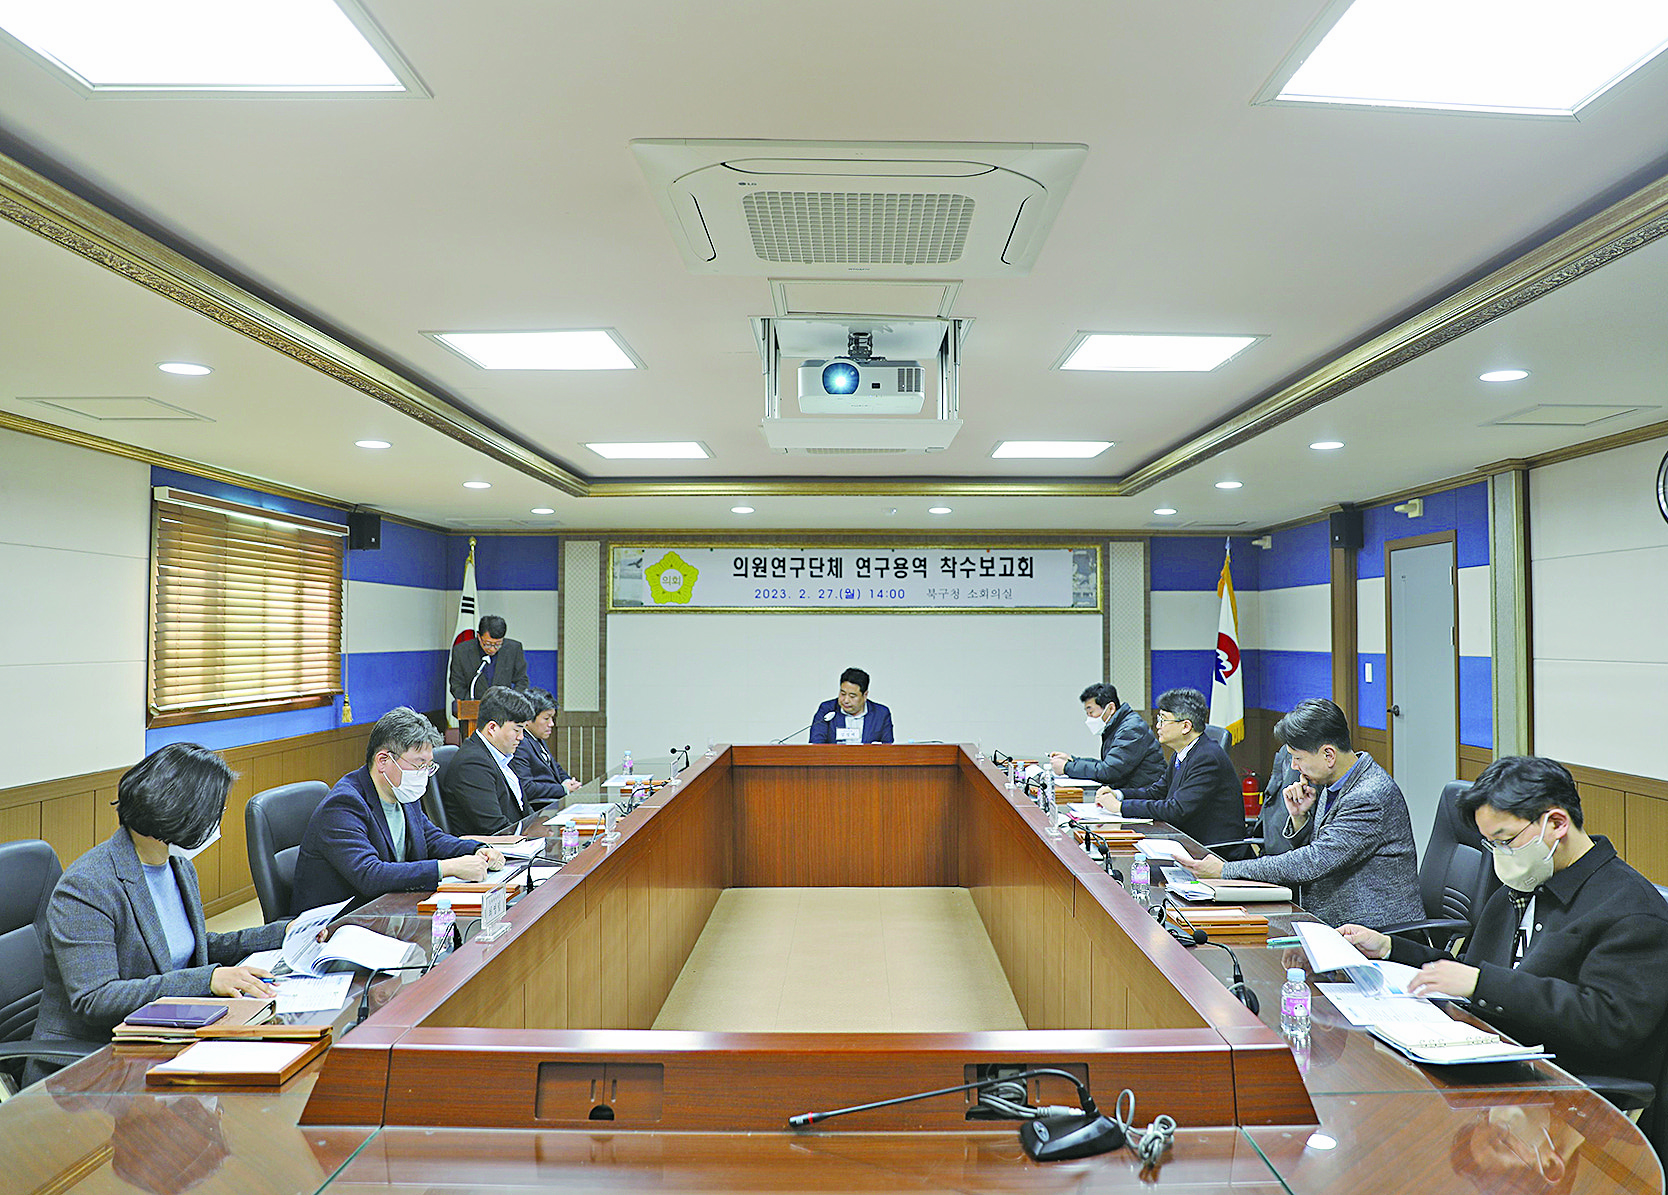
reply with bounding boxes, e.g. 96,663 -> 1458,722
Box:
809,667 -> 894,744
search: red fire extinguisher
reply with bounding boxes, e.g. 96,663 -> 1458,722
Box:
1241,772 -> 1261,819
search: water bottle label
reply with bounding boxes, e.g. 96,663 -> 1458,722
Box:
1282,993 -> 1310,1017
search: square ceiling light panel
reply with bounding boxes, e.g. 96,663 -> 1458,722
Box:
1263,0 -> 1668,117
0,0 -> 424,95
990,441 -> 1113,458
428,329 -> 642,370
1056,333 -> 1261,372
585,442 -> 711,460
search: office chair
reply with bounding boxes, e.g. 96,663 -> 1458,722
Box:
245,781 -> 329,923
1203,724 -> 1235,751
1376,779 -> 1499,947
425,744 -> 460,836
0,840 -> 100,1093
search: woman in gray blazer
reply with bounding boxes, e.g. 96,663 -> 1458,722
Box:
25,744 -> 288,1086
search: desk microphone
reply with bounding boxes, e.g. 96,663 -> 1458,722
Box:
1152,900 -> 1260,1013
1152,897 -> 1208,948
669,745 -> 691,772
773,710 -> 836,743
469,655 -> 490,699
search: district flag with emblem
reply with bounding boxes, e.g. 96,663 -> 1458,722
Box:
447,537 -> 479,727
1208,538 -> 1245,745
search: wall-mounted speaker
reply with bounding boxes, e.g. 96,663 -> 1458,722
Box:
1329,506 -> 1363,551
348,510 -> 381,551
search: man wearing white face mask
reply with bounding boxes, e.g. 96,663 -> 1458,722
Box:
1048,683 -> 1165,789
26,743 -> 291,1086
1341,756 -> 1668,1090
290,707 -> 503,915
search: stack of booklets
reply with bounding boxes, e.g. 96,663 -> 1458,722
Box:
115,997 -> 276,1046
1168,877 -> 1293,903
145,1037 -> 331,1088
419,866 -> 529,914
1164,905 -> 1269,936
1366,1017 -> 1551,1066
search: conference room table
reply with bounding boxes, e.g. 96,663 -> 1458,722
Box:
0,744 -> 1658,1195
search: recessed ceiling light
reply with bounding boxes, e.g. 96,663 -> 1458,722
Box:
928,506 -> 953,515
355,439 -> 391,450
585,442 -> 710,460
1152,507 -> 1178,516
1058,333 -> 1259,372
991,440 -> 1114,459
1267,0 -> 1668,117
530,507 -> 555,515
1215,481 -> 1244,490
0,0 -> 416,94
1310,440 -> 1345,451
1479,369 -> 1530,383
730,506 -> 755,515
463,481 -> 491,490
430,329 -> 640,370
157,361 -> 211,376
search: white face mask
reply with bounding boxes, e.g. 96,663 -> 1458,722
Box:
390,760 -> 430,804
1492,815 -> 1557,892
1086,713 -> 1107,736
169,823 -> 222,861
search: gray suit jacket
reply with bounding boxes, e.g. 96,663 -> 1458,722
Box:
28,828 -> 286,1080
448,637 -> 530,703
1222,752 -> 1423,929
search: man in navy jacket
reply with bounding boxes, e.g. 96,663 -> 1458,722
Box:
809,667 -> 894,744
511,687 -> 582,809
290,707 -> 501,914
1096,687 -> 1243,847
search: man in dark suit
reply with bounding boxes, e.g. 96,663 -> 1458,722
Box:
448,614 -> 530,706
442,686 -> 537,835
1095,687 -> 1243,847
808,666 -> 894,744
511,687 -> 581,809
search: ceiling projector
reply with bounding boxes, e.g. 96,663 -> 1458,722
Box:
797,357 -> 925,415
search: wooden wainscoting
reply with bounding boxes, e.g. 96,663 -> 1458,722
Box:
0,723 -> 371,916
1561,760 -> 1668,885
553,712 -> 606,784
1458,744 -> 1491,783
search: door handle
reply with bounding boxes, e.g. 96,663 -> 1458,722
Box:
1387,704 -> 1401,717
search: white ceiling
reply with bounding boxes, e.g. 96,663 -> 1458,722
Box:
2,0 -> 1667,531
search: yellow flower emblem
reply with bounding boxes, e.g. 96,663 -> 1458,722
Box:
645,551 -> 699,605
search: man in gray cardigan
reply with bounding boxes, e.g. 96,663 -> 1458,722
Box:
1177,698 -> 1423,929
1048,683 -> 1166,789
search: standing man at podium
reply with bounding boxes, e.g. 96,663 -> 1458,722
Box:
448,614 -> 529,706
810,667 -> 894,744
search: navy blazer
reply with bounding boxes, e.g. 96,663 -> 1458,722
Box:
443,733 -> 529,836
510,733 -> 572,809
809,698 -> 894,744
1118,733 -> 1244,847
290,767 -> 485,914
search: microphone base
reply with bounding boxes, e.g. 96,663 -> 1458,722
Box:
1019,1113 -> 1125,1162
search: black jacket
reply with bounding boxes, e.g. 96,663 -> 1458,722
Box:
447,637 -> 530,704
1063,703 -> 1166,789
510,734 -> 572,809
1390,837 -> 1668,1084
1117,733 -> 1244,847
442,733 -> 528,836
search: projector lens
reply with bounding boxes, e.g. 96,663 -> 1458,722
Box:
822,361 -> 860,395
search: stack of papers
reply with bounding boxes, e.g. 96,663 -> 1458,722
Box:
1293,921 -> 1423,995
1065,804 -> 1151,824
1135,838 -> 1195,862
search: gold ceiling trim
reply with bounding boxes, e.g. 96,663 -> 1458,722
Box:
0,148 -> 589,498
586,477 -> 1128,499
1118,171 -> 1668,494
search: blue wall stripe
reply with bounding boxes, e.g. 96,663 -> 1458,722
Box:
1358,481 -> 1489,579
1149,536 -> 1258,592
344,650 -> 449,725
1253,650 -> 1332,714
1260,520 -> 1331,589
445,534 -> 560,591
146,704 -> 340,754
347,520 -> 450,588
524,649 -> 558,696
150,466 -> 346,527
1358,653 -> 1387,730
1460,656 -> 1493,749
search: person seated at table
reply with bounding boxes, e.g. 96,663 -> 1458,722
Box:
1094,687 -> 1243,847
290,707 -> 503,915
1256,742 -> 1307,856
809,667 -> 894,744
511,687 -> 582,809
26,743 -> 289,1086
1048,682 -> 1165,789
1341,756 -> 1668,1088
1174,698 -> 1424,928
443,686 -> 537,834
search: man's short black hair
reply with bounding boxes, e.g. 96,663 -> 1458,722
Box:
477,614 -> 507,639
1079,683 -> 1120,709
525,687 -> 556,718
1275,698 -> 1352,754
840,667 -> 870,693
1458,755 -> 1584,830
365,707 -> 442,768
478,685 -> 535,728
117,743 -> 235,849
1154,687 -> 1208,735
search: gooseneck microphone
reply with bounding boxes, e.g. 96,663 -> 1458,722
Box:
789,1067 -> 1128,1162
469,655 -> 490,698
773,709 -> 837,744
1151,899 -> 1260,1012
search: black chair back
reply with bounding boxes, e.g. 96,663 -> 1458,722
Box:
245,781 -> 329,922
1203,724 -> 1235,751
1420,779 -> 1499,925
0,841 -> 61,1055
426,744 -> 460,835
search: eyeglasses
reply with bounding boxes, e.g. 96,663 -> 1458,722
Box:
392,757 -> 439,778
1154,715 -> 1183,727
1480,815 -> 1548,856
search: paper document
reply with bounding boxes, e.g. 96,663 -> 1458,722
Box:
1065,804 -> 1150,824
1294,921 -> 1423,996
1367,1020 -> 1550,1066
602,775 -> 652,787
149,1039 -> 311,1076
273,973 -> 352,1015
287,924 -> 420,977
495,838 -> 548,858
276,899 -> 352,974
1317,985 -> 1461,1028
1135,838 -> 1194,861
528,865 -> 560,886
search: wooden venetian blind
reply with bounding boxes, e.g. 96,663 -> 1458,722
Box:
149,488 -> 346,723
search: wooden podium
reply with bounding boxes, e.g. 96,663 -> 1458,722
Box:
454,699 -> 479,740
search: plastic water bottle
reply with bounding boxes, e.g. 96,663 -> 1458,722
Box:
622,750 -> 633,775
1131,857 -> 1150,886
561,820 -> 580,862
430,895 -> 457,966
1280,967 -> 1312,1035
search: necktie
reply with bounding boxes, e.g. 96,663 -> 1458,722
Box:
1508,890 -> 1534,966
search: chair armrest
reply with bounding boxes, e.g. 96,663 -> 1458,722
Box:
1574,1073 -> 1656,1113
1378,916 -> 1473,950
1202,838 -> 1263,863
0,1040 -> 104,1065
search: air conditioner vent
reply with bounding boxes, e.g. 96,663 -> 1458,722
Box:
801,446 -> 911,455
743,192 -> 974,265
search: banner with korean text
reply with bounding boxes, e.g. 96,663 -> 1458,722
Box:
609,545 -> 1100,612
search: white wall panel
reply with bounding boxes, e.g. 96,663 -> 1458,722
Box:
562,541 -> 601,712
1357,577 -> 1386,654
1,428 -> 148,558
346,580 -> 449,655
0,543 -> 147,668
1533,658 -> 1668,781
1457,565 -> 1492,658
1532,549 -> 1668,663
1150,590 -> 1258,650
1106,541 -> 1147,709
1531,436 -> 1668,559
2,661 -> 148,787
441,589 -> 558,651
1257,584 -> 1331,654
608,612 -> 1101,767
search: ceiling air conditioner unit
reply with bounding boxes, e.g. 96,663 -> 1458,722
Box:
761,416 -> 962,455
631,139 -> 1087,278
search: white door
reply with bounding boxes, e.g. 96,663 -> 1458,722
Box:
1387,539 -> 1458,860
